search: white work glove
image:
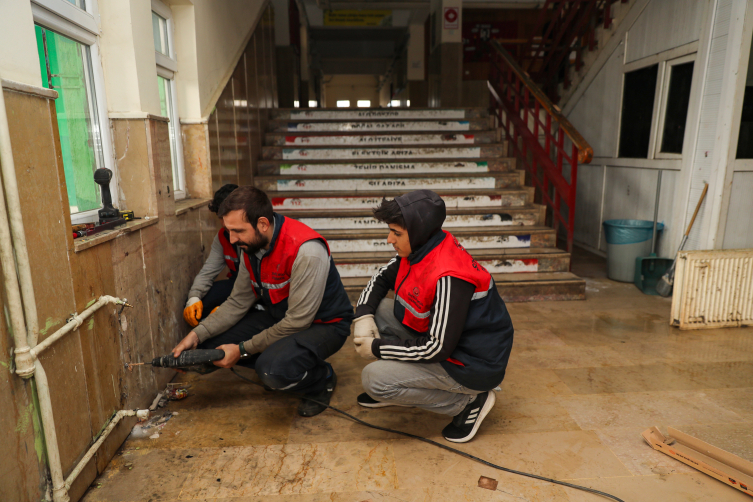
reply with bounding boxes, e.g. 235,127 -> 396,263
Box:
354,337 -> 377,360
353,314 -> 380,339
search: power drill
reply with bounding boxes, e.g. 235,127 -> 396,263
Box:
94,168 -> 121,223
129,349 -> 225,373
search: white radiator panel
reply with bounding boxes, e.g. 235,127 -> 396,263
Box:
671,250 -> 753,330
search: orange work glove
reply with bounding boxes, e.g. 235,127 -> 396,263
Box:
211,306 -> 219,314
183,297 -> 202,327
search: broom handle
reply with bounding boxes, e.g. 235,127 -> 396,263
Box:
684,183 -> 708,237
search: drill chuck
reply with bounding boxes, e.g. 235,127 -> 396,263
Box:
151,349 -> 225,368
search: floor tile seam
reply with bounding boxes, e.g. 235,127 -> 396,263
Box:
555,387 -> 752,400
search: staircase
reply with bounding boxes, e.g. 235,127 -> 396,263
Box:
258,107 -> 586,303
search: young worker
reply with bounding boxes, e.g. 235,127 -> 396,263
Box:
352,190 -> 514,443
172,186 -> 353,417
183,184 -> 240,327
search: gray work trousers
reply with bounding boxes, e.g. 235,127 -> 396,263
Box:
360,298 -> 481,416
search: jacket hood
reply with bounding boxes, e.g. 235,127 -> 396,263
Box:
394,190 -> 446,252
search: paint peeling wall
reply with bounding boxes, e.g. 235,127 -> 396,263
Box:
0,5 -> 277,501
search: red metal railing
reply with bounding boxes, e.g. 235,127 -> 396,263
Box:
519,0 -> 627,101
488,40 -> 592,254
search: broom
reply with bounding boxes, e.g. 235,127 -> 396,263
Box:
656,182 -> 708,297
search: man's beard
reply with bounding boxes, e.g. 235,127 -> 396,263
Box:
238,230 -> 269,255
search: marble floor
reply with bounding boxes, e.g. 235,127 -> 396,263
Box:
82,249 -> 753,501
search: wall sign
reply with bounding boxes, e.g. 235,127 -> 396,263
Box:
443,7 -> 459,30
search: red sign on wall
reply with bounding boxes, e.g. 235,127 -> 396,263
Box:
443,7 -> 459,29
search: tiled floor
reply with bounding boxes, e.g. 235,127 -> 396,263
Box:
82,250 -> 753,501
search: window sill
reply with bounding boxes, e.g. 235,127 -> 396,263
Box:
175,198 -> 211,216
73,217 -> 159,253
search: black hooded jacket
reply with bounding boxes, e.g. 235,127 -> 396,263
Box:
356,190 -> 515,391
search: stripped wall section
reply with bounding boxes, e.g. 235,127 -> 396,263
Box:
201,4 -> 277,191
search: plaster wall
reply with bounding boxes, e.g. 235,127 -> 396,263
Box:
0,0 -> 41,87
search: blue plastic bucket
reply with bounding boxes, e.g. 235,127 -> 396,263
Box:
603,220 -> 665,282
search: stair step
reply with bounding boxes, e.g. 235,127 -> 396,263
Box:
264,131 -> 498,146
270,189 -> 533,210
267,118 -> 492,132
286,208 -> 541,230
255,171 -> 524,192
261,144 -> 508,160
319,226 -> 556,252
333,248 -> 571,278
270,108 -> 489,121
278,205 -> 541,218
257,159 -> 516,175
342,272 -> 586,303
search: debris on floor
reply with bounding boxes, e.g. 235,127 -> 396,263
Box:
643,426 -> 753,497
478,476 -> 498,491
129,411 -> 175,440
166,382 -> 190,400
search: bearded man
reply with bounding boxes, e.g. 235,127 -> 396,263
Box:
172,186 -> 353,417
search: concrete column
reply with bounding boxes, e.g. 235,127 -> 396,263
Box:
428,0 -> 462,107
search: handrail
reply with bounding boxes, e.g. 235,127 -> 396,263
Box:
488,40 -> 593,254
491,40 -> 593,163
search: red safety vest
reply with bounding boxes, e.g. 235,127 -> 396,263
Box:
395,231 -> 492,333
243,217 -> 332,305
217,228 -> 239,273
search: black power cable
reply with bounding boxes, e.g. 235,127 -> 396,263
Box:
231,368 -> 626,502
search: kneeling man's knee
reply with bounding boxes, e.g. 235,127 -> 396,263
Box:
361,361 -> 393,399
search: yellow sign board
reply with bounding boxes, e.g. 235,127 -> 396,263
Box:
323,10 -> 393,27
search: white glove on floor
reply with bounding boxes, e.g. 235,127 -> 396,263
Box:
353,314 -> 380,339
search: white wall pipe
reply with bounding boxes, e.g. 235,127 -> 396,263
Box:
33,360 -> 70,502
30,295 -> 131,502
32,296 -> 131,357
0,79 -> 40,347
0,82 -> 34,377
64,409 -> 150,493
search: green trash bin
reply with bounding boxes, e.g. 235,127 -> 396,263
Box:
602,220 -> 664,282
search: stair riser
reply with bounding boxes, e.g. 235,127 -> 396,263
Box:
296,213 -> 538,230
326,233 -> 554,253
262,145 -> 507,160
266,131 -> 497,146
258,159 -> 516,175
258,176 -> 519,192
271,194 -> 528,210
269,120 -> 490,132
335,255 -> 570,278
345,279 -> 585,303
271,109 -> 487,120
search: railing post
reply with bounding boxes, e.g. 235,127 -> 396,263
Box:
569,142 -> 579,254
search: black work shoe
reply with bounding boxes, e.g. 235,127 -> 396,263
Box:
297,368 -> 337,417
442,391 -> 496,443
357,392 -> 413,408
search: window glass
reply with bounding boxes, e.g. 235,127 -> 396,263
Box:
157,76 -> 181,191
35,25 -> 102,214
152,12 -> 169,55
619,64 -> 658,158
64,0 -> 86,8
737,44 -> 753,159
661,61 -> 694,154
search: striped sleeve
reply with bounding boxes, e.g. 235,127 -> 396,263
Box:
373,276 -> 475,363
354,257 -> 400,318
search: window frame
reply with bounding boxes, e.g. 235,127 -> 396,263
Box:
654,54 -> 697,160
152,0 -> 186,201
616,43 -> 698,160
31,0 -> 118,225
